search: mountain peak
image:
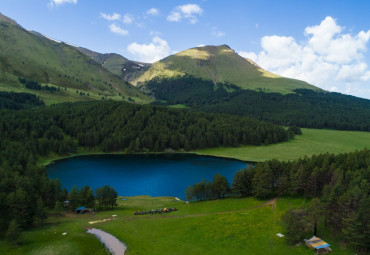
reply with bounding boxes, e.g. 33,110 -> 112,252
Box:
0,13 -> 19,26
134,44 -> 319,94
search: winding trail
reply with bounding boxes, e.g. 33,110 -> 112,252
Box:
87,228 -> 127,255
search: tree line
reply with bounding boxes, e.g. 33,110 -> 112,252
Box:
65,185 -> 117,211
18,77 -> 59,92
147,75 -> 370,131
185,149 -> 370,252
0,91 -> 44,110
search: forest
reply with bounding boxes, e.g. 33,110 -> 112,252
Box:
0,91 -> 44,110
186,149 -> 370,252
0,99 -> 290,235
18,77 -> 59,92
147,76 -> 370,131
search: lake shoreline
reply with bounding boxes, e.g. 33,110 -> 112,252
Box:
46,153 -> 251,199
41,150 -> 255,167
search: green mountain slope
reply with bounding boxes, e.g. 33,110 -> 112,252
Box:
0,13 -> 150,104
134,45 -> 319,94
76,47 -> 151,82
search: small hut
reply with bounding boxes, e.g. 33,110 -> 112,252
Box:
305,236 -> 332,254
75,206 -> 94,214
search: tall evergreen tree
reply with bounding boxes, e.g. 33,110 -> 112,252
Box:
5,219 -> 22,246
212,174 -> 229,199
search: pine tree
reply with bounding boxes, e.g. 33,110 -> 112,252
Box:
69,185 -> 79,210
281,208 -> 308,243
55,201 -> 64,223
35,198 -> 47,224
7,188 -> 33,228
307,198 -> 323,236
253,164 -> 273,198
6,219 -> 22,246
212,174 -> 229,199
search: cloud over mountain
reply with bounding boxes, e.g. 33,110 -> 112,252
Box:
127,36 -> 171,63
240,17 -> 370,97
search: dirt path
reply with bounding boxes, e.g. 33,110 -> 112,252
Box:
121,197 -> 277,221
87,228 -> 127,255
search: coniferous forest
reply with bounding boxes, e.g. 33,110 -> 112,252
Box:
0,100 -> 289,232
147,76 -> 370,131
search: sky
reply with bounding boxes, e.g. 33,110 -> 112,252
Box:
1,0 -> 370,99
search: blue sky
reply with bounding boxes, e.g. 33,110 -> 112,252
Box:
1,0 -> 370,98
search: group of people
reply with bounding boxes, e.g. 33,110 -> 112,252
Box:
134,207 -> 178,215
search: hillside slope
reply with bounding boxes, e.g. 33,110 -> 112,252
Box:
0,13 -> 150,104
134,45 -> 319,94
76,47 -> 151,82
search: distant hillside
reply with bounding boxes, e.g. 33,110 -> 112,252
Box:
0,13 -> 150,104
134,45 -> 319,94
149,76 -> 370,131
76,47 -> 151,82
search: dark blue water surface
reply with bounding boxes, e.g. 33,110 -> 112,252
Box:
47,154 -> 251,199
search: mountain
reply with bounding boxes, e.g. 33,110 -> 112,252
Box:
76,47 -> 151,82
0,13 -> 150,104
133,45 -> 319,94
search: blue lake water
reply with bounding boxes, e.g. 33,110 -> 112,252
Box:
47,154 -> 251,199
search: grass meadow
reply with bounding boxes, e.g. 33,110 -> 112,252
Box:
0,196 -> 356,255
195,128 -> 370,162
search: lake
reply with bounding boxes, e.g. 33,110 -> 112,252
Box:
47,154 -> 251,199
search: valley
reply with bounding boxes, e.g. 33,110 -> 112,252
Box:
0,9 -> 369,255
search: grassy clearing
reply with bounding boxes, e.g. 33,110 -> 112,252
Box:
195,128 -> 370,162
0,74 -> 148,105
0,196 -> 355,255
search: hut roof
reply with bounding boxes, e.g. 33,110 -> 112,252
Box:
306,236 -> 331,250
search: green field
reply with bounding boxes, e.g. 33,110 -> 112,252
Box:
195,128 -> 370,162
0,196 -> 355,255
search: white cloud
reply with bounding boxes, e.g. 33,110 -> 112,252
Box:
123,14 -> 134,24
167,11 -> 182,22
240,16 -> 370,98
147,8 -> 159,16
49,0 -> 77,6
127,37 -> 171,63
109,24 -> 128,36
212,27 -> 225,37
167,4 -> 203,24
101,12 -> 121,21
